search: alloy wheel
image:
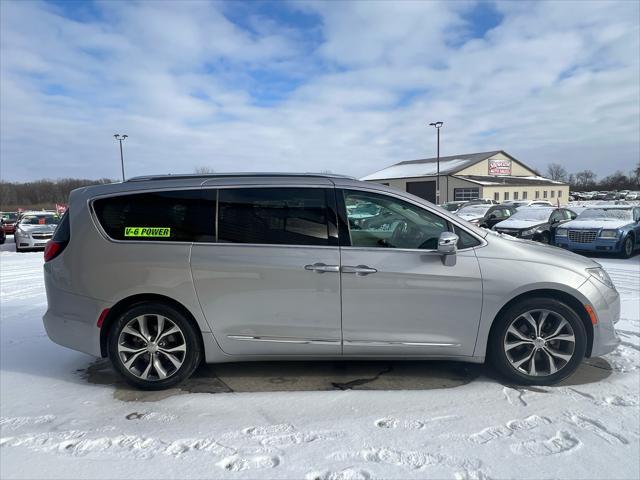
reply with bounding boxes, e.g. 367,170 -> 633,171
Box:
503,309 -> 576,376
117,314 -> 186,381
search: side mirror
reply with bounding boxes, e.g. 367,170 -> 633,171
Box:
438,232 -> 459,266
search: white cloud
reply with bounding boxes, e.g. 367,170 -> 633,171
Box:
0,0 -> 638,182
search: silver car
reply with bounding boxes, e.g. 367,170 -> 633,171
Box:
15,211 -> 60,252
43,174 -> 620,390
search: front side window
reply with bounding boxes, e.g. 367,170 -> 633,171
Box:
218,188 -> 334,246
93,190 -> 214,242
343,190 -> 448,250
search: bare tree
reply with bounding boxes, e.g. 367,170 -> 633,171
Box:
194,166 -> 215,174
574,170 -> 597,188
546,163 -> 568,182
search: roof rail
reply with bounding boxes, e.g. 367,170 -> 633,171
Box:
126,172 -> 356,182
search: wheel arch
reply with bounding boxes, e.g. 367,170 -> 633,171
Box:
486,288 -> 594,358
99,293 -> 204,358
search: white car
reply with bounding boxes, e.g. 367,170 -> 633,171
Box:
14,211 -> 60,252
625,192 -> 638,201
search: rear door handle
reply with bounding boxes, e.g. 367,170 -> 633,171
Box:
341,265 -> 377,276
304,262 -> 339,273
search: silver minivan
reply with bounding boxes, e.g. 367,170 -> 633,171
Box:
43,174 -> 620,389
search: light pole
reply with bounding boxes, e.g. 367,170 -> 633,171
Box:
114,134 -> 128,181
428,121 -> 443,203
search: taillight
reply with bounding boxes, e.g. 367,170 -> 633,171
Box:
44,241 -> 66,262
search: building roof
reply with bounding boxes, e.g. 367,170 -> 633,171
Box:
456,175 -> 567,186
360,151 -> 505,181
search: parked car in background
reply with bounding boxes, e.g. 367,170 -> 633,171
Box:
1,211 -> 18,235
42,173 -> 620,390
464,198 -> 498,206
456,203 -> 517,228
493,207 -> 577,244
439,201 -> 468,213
626,192 -> 639,201
14,211 -> 60,252
555,205 -> 640,258
502,200 -> 554,209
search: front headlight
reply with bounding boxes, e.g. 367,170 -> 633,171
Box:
599,229 -> 619,238
587,267 -> 615,289
556,228 -> 567,237
521,227 -> 537,236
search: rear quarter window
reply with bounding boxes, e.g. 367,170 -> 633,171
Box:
93,190 -> 215,242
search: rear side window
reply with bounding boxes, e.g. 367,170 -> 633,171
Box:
93,190 -> 215,242
218,188 -> 334,246
52,210 -> 70,243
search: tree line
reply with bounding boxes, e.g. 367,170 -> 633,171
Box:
546,162 -> 640,191
0,178 -> 115,210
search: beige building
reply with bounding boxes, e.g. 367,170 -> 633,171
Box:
361,150 -> 569,204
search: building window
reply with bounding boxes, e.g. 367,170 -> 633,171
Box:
494,192 -> 500,202
522,191 -> 528,200
558,190 -> 562,198
514,191 -> 519,200
453,188 -> 480,201
504,192 -> 510,201
543,191 -> 548,198
535,191 -> 540,199
551,190 -> 555,198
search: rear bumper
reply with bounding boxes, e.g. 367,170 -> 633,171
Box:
577,277 -> 621,357
43,270 -> 107,357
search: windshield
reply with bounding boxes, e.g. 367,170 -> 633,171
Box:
576,208 -> 633,221
509,208 -> 553,221
457,205 -> 491,216
20,214 -> 60,225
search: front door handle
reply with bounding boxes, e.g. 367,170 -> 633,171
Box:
304,262 -> 339,273
341,265 -> 377,276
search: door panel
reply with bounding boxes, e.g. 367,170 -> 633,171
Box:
339,188 -> 483,356
191,245 -> 341,355
341,248 -> 482,356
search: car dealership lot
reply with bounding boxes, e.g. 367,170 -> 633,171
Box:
1,245 -> 638,479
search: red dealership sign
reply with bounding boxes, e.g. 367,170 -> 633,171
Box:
488,159 -> 512,175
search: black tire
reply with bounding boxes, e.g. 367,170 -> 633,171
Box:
107,302 -> 202,390
620,235 -> 634,259
488,297 -> 587,386
538,232 -> 550,244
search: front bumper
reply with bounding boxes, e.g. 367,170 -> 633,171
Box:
556,236 -> 623,253
15,233 -> 53,249
578,277 -> 621,357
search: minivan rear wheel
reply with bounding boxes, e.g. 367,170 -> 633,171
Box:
107,302 -> 202,390
489,298 -> 587,385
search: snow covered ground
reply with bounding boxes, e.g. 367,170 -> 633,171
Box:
1,242 -> 638,480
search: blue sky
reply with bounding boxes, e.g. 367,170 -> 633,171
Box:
1,0 -> 638,181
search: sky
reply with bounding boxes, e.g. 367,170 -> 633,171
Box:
1,0 -> 638,182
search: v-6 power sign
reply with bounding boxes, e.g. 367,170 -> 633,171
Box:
124,227 -> 171,238
488,159 -> 512,175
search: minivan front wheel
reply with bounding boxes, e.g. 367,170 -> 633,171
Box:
107,303 -> 202,390
489,298 -> 587,385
